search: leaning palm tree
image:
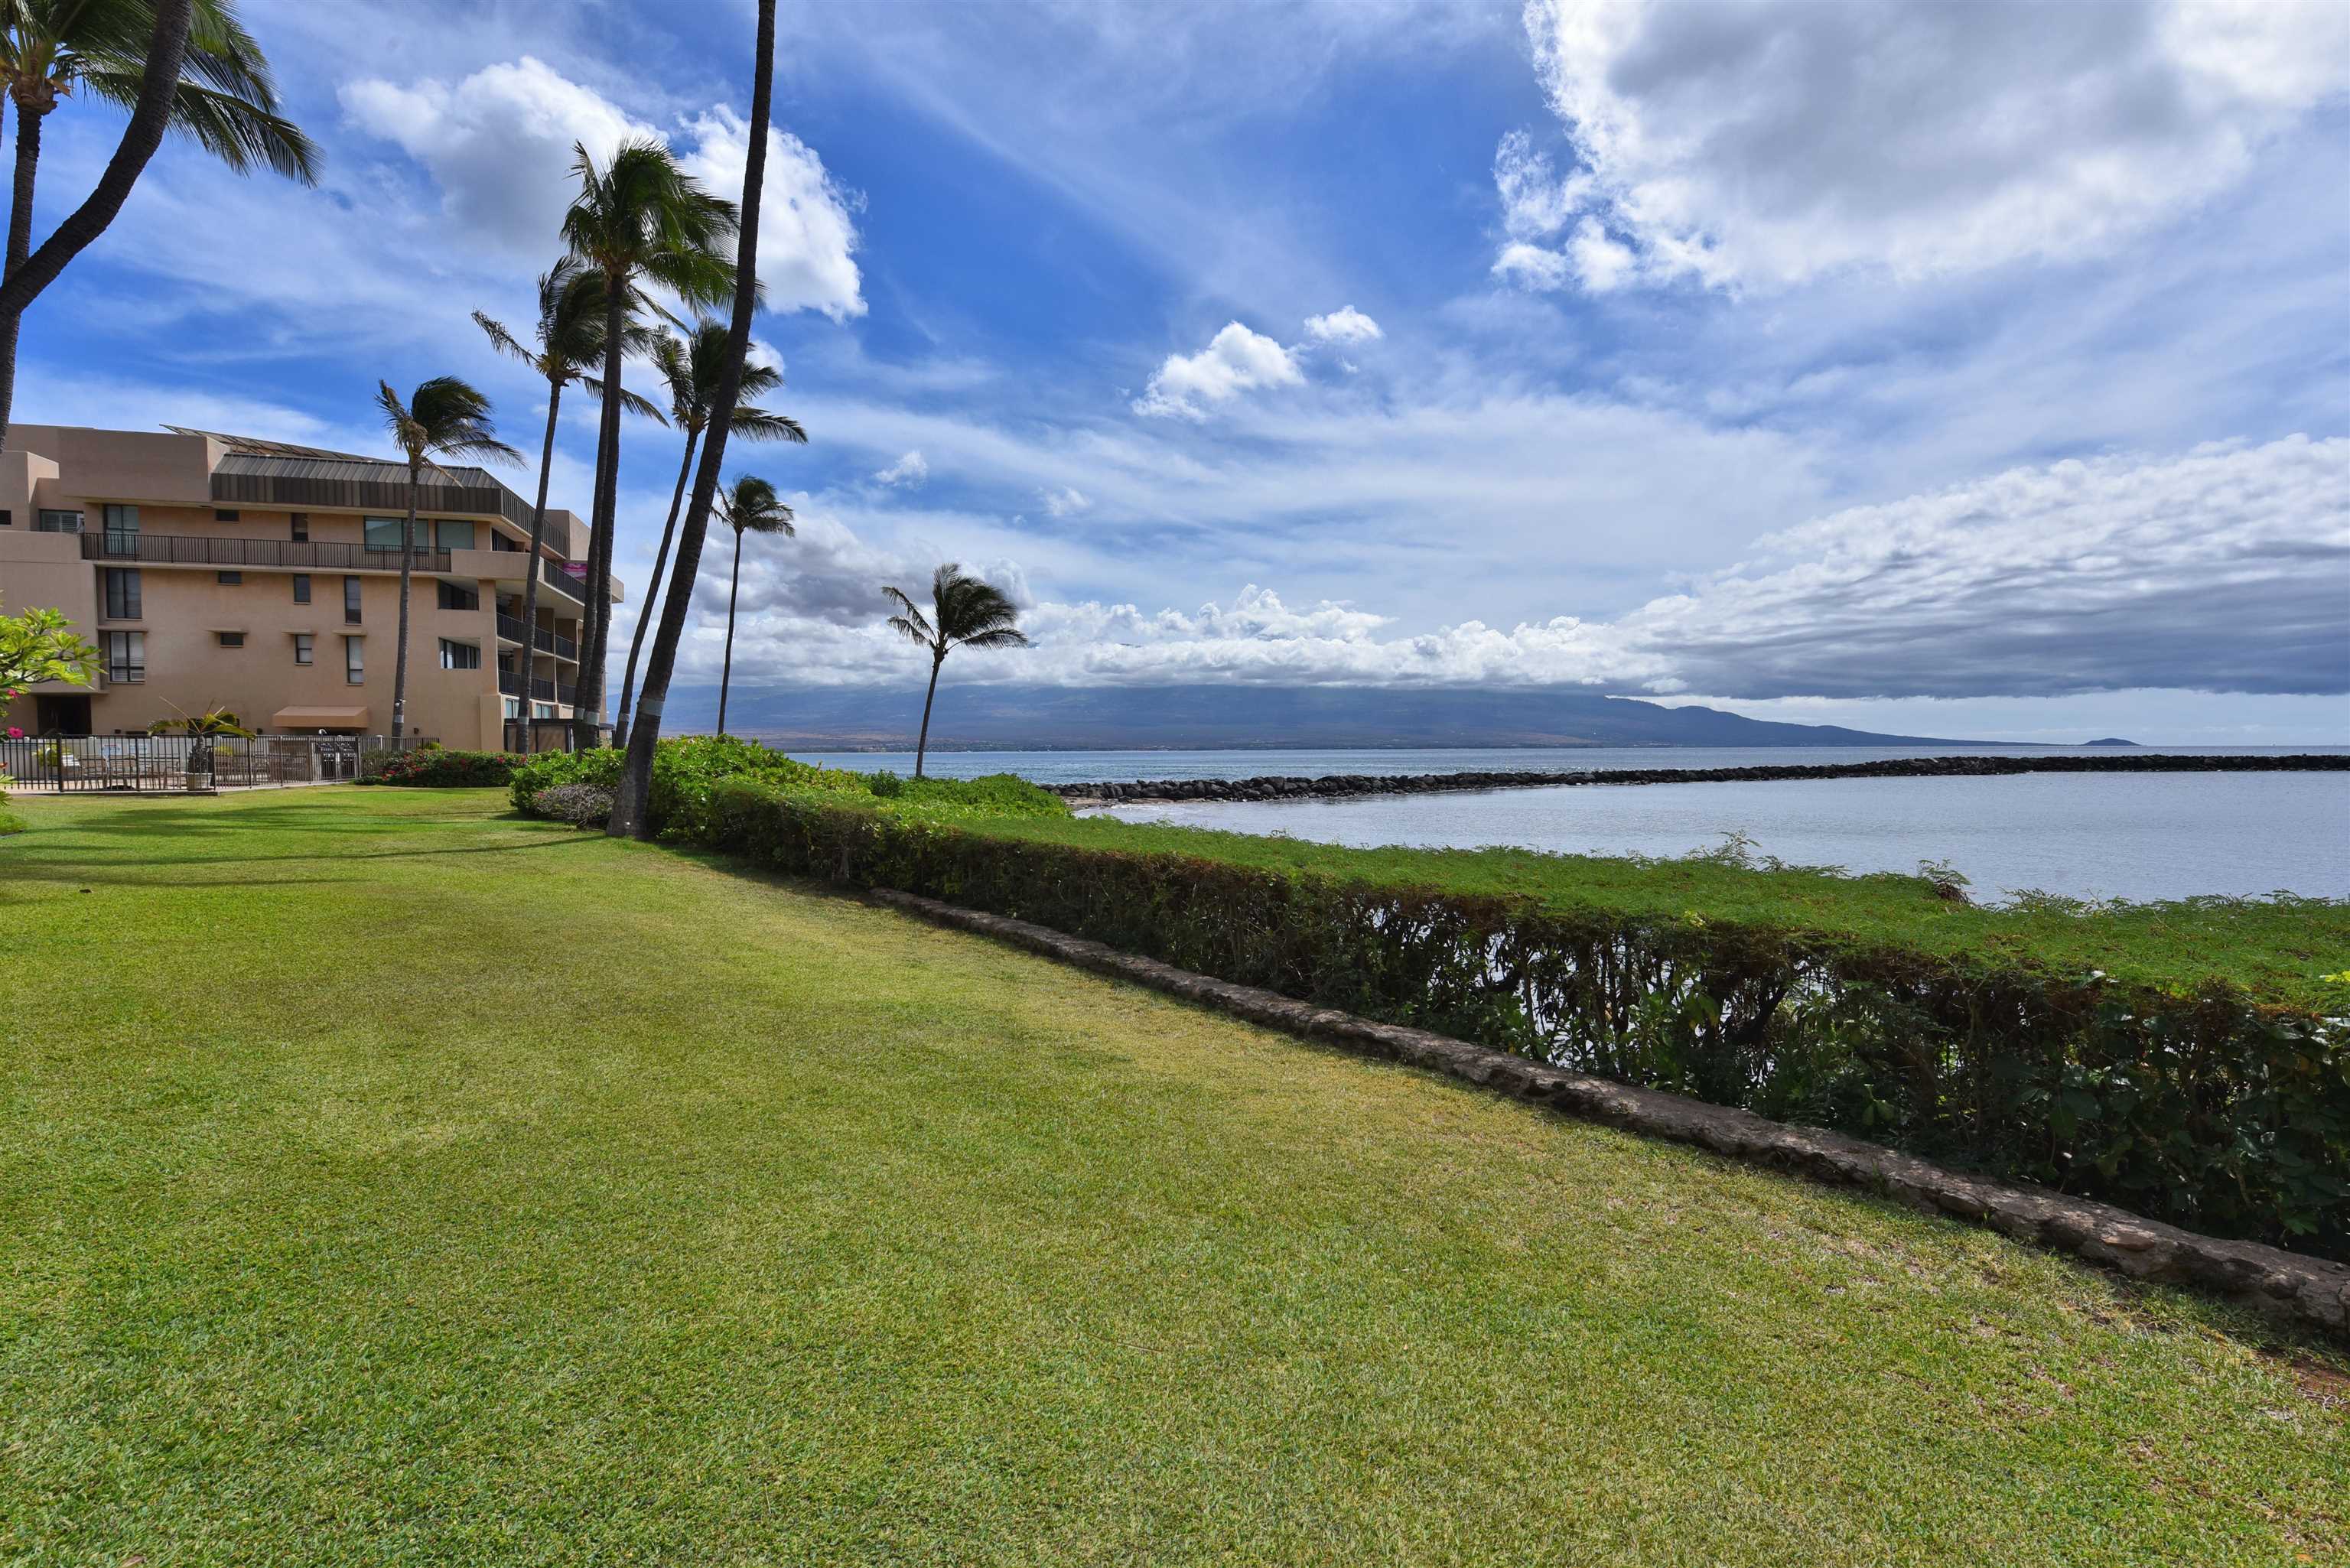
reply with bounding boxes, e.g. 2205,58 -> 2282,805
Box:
614,320 -> 805,749
374,378 -> 519,743
561,138 -> 737,749
712,475 -> 794,737
883,564 -> 1030,778
474,260 -> 660,750
0,0 -> 317,433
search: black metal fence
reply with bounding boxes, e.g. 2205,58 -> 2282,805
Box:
0,735 -> 392,792
81,532 -> 453,573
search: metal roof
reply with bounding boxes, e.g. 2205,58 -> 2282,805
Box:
210,451 -> 535,529
164,426 -> 381,463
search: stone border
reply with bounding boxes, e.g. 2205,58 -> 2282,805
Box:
869,887 -> 2350,1336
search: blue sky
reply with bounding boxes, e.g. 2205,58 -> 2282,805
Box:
14,0 -> 2350,742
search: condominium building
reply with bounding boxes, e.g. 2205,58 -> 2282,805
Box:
0,425 -> 623,750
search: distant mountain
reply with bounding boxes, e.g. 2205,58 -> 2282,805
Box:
666,682 -> 1999,751
2082,737 -> 2140,747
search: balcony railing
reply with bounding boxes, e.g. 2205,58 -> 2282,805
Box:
496,613 -> 578,660
497,669 -> 580,706
538,557 -> 588,606
83,532 -> 452,573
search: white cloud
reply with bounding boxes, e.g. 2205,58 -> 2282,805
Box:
1040,486 -> 1092,517
1501,0 -> 2350,291
340,57 -> 656,256
673,107 -> 866,321
873,450 -> 929,487
1131,321 -> 1304,419
1302,306 -> 1383,344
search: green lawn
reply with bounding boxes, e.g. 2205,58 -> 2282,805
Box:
966,813 -> 2350,1010
2,787 -> 2342,1566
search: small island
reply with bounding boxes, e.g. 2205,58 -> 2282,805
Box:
2083,737 -> 2140,747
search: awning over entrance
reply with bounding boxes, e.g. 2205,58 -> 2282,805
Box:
272,705 -> 370,730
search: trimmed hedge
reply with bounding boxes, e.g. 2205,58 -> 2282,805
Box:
698,776 -> 2350,1259
358,748 -> 523,787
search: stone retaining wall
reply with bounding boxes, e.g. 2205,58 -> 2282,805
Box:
1049,751 -> 2350,807
870,887 -> 2350,1336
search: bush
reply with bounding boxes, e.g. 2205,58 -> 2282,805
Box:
359,748 -> 523,787
692,777 -> 2350,1260
533,782 -> 616,827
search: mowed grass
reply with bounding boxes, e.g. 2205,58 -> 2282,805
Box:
970,813 -> 2350,1009
1,788 -> 2343,1567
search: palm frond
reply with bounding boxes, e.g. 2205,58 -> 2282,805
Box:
78,69 -> 319,184
581,376 -> 669,425
472,310 -> 534,370
727,406 -> 806,444
958,626 -> 1030,650
884,613 -> 934,650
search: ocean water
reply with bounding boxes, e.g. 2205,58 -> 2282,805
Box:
776,743 -> 2350,904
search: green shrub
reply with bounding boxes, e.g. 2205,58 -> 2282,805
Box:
359,748 -> 523,787
867,769 -> 904,798
534,782 -> 616,828
693,777 -> 2350,1261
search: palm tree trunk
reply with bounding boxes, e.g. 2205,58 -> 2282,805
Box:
574,284 -> 627,751
609,0 -> 775,839
914,652 -> 943,779
718,525 -> 744,737
513,379 -> 561,753
0,101 -> 41,441
390,461 -> 420,743
0,0 -> 192,324
613,428 -> 698,751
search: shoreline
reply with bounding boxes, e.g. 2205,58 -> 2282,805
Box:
1050,751 -> 2350,808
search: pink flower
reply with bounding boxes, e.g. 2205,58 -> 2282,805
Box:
4,727 -> 20,740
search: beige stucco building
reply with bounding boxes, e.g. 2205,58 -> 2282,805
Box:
0,425 -> 623,750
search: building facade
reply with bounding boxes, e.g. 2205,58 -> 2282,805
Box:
0,425 -> 623,750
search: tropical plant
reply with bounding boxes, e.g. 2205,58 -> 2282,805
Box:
561,136 -> 737,750
882,564 -> 1029,778
0,0 -> 314,434
373,377 -> 519,742
613,320 -> 805,750
474,259 -> 659,747
0,605 -> 96,692
607,0 -> 775,841
712,474 -> 794,737
145,701 -> 252,771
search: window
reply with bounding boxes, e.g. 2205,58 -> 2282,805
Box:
105,630 -> 145,684
216,570 -> 242,585
104,568 -> 141,620
363,516 -> 424,551
435,519 -> 477,551
290,512 -> 309,542
436,579 -> 479,611
35,509 -> 81,533
503,696 -> 521,719
216,632 -> 245,649
103,504 -> 138,538
294,634 -> 314,666
0,509 -> 11,526
213,508 -> 240,522
438,638 -> 481,670
532,702 -> 555,719
343,576 -> 362,624
291,573 -> 311,604
343,636 -> 364,685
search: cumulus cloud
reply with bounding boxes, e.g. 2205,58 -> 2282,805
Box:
343,58 -> 863,318
1131,321 -> 1303,419
1302,305 -> 1383,344
873,450 -> 929,487
1496,0 -> 2350,292
677,436 -> 2349,698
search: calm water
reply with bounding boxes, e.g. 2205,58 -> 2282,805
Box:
779,745 -> 2350,904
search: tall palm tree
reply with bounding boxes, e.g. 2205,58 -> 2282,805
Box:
0,0 -> 316,434
560,138 -> 736,749
614,320 -> 804,749
608,0 -> 775,840
883,564 -> 1029,778
374,377 -> 519,744
474,260 -> 660,750
712,474 -> 793,737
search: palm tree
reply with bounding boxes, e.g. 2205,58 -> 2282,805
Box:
713,475 -> 793,737
0,0 -> 316,434
560,138 -> 736,750
474,261 -> 660,750
374,378 -> 519,743
608,0 -> 776,840
614,320 -> 805,749
883,564 -> 1029,778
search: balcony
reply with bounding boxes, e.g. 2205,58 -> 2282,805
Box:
497,669 -> 580,706
83,532 -> 451,573
496,613 -> 578,661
